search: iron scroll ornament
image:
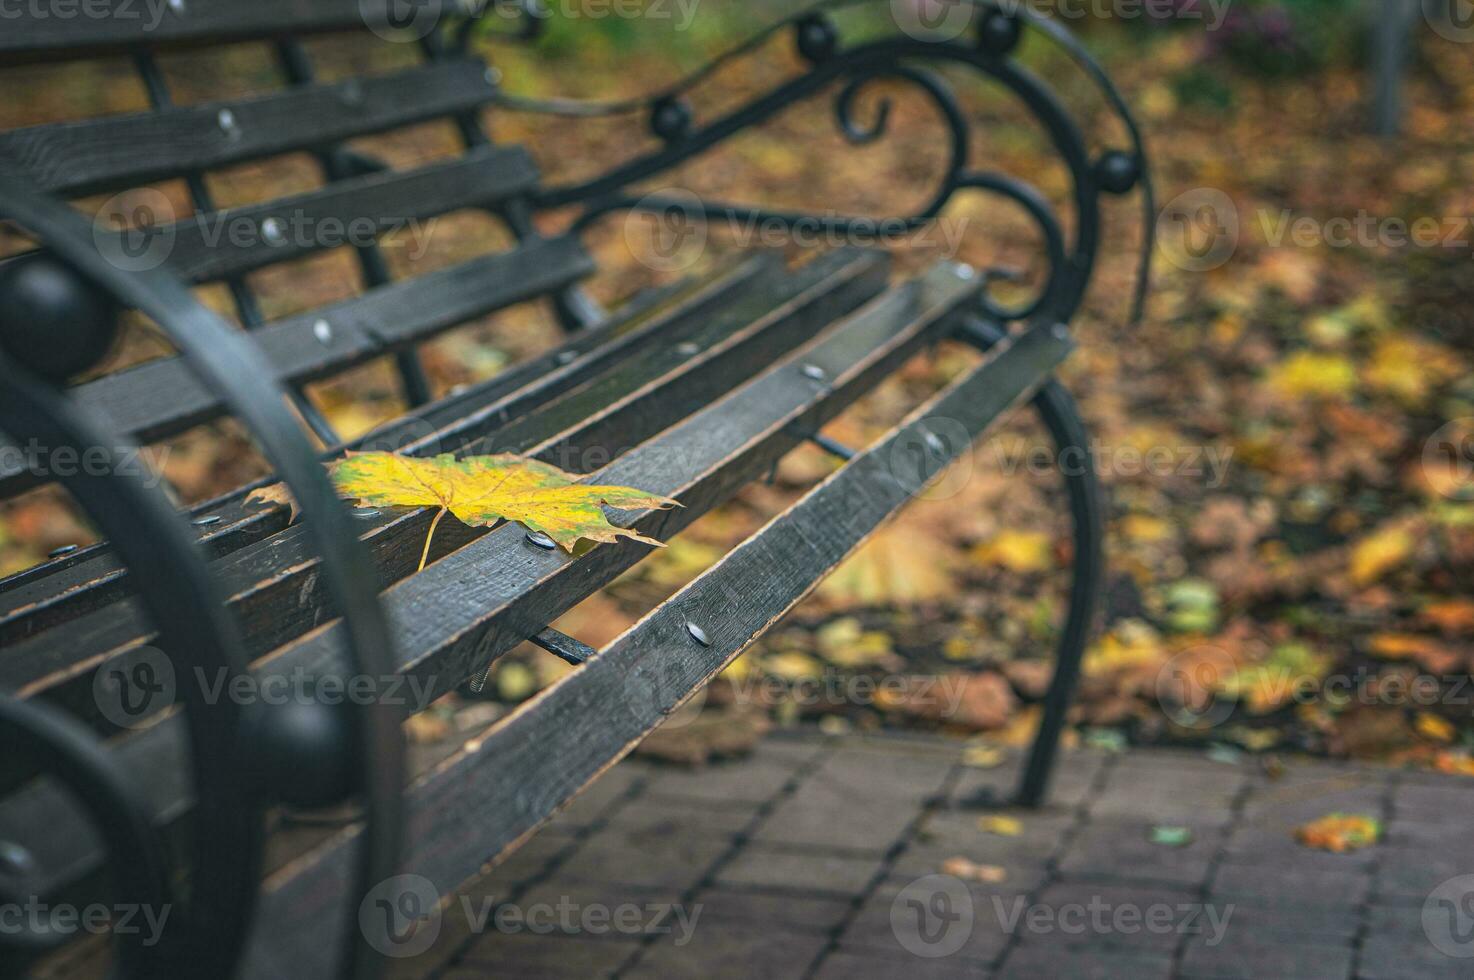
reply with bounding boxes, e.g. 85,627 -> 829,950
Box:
478,1 -> 1154,327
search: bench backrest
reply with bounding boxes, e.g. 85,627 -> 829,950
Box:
0,3 -> 586,502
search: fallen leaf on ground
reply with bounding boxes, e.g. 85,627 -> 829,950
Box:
1296,813 -> 1382,852
331,451 -> 680,562
1148,826 -> 1194,848
1348,524 -> 1416,587
977,815 -> 1023,837
970,530 -> 1054,574
1415,712 -> 1457,743
962,745 -> 1006,769
940,857 -> 1008,883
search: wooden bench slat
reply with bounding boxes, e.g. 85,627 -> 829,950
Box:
0,261 -> 776,640
0,252 -> 885,728
162,145 -> 540,284
0,235 -> 595,498
0,59 -> 496,196
0,260 -> 982,908
248,325 -> 1072,978
0,0 -> 394,58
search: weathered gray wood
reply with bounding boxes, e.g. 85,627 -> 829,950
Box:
246,322 -> 1071,978
0,60 -> 497,196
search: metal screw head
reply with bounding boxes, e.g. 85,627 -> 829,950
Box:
192,515 -> 222,527
261,217 -> 287,247
48,545 -> 78,559
485,67 -> 504,86
339,79 -> 364,108
555,350 -> 578,365
354,509 -> 381,519
685,622 -> 712,647
675,341 -> 701,357
313,319 -> 333,345
525,531 -> 558,551
1051,323 -> 1071,341
923,431 -> 946,455
801,364 -> 827,382
167,0 -> 185,12
216,108 -> 239,138
955,263 -> 977,280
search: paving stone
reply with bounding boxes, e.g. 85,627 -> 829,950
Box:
1393,778 -> 1474,821
1373,845 -> 1474,904
1020,881 -> 1208,954
621,925 -> 828,980
807,745 -> 956,802
1208,899 -> 1359,948
813,950 -> 991,979
1209,862 -> 1369,909
641,755 -> 801,806
513,877 -> 693,940
685,886 -> 855,934
1179,936 -> 1353,979
1057,818 -> 1219,888
454,932 -> 642,979
603,795 -> 758,838
488,831 -> 578,890
1238,769 -> 1388,826
995,946 -> 1173,979
1221,820 -> 1379,871
1088,762 -> 1243,826
555,830 -> 728,892
840,880 -> 1016,964
716,843 -> 883,896
750,776 -> 919,852
951,750 -> 1105,810
1358,929 -> 1474,979
899,808 -> 1076,872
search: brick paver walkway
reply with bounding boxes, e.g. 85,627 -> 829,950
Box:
407,731 -> 1474,979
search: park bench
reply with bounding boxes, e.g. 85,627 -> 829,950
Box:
0,2 -> 1150,977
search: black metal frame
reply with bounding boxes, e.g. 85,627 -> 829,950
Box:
0,2 -> 1150,977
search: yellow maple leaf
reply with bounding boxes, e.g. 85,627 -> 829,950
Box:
1348,523 -> 1416,586
1415,712 -> 1457,744
971,530 -> 1053,574
1267,351 -> 1357,400
328,452 -> 679,564
977,815 -> 1023,837
1363,335 -> 1463,406
1295,813 -> 1381,853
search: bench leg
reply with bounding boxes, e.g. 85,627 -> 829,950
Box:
957,317 -> 1105,809
1014,378 -> 1106,808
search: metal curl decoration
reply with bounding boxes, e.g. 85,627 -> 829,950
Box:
482,0 -> 1154,326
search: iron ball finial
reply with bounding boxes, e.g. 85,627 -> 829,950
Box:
0,252 -> 121,383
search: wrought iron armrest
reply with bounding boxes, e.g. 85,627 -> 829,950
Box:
473,0 -> 1154,329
